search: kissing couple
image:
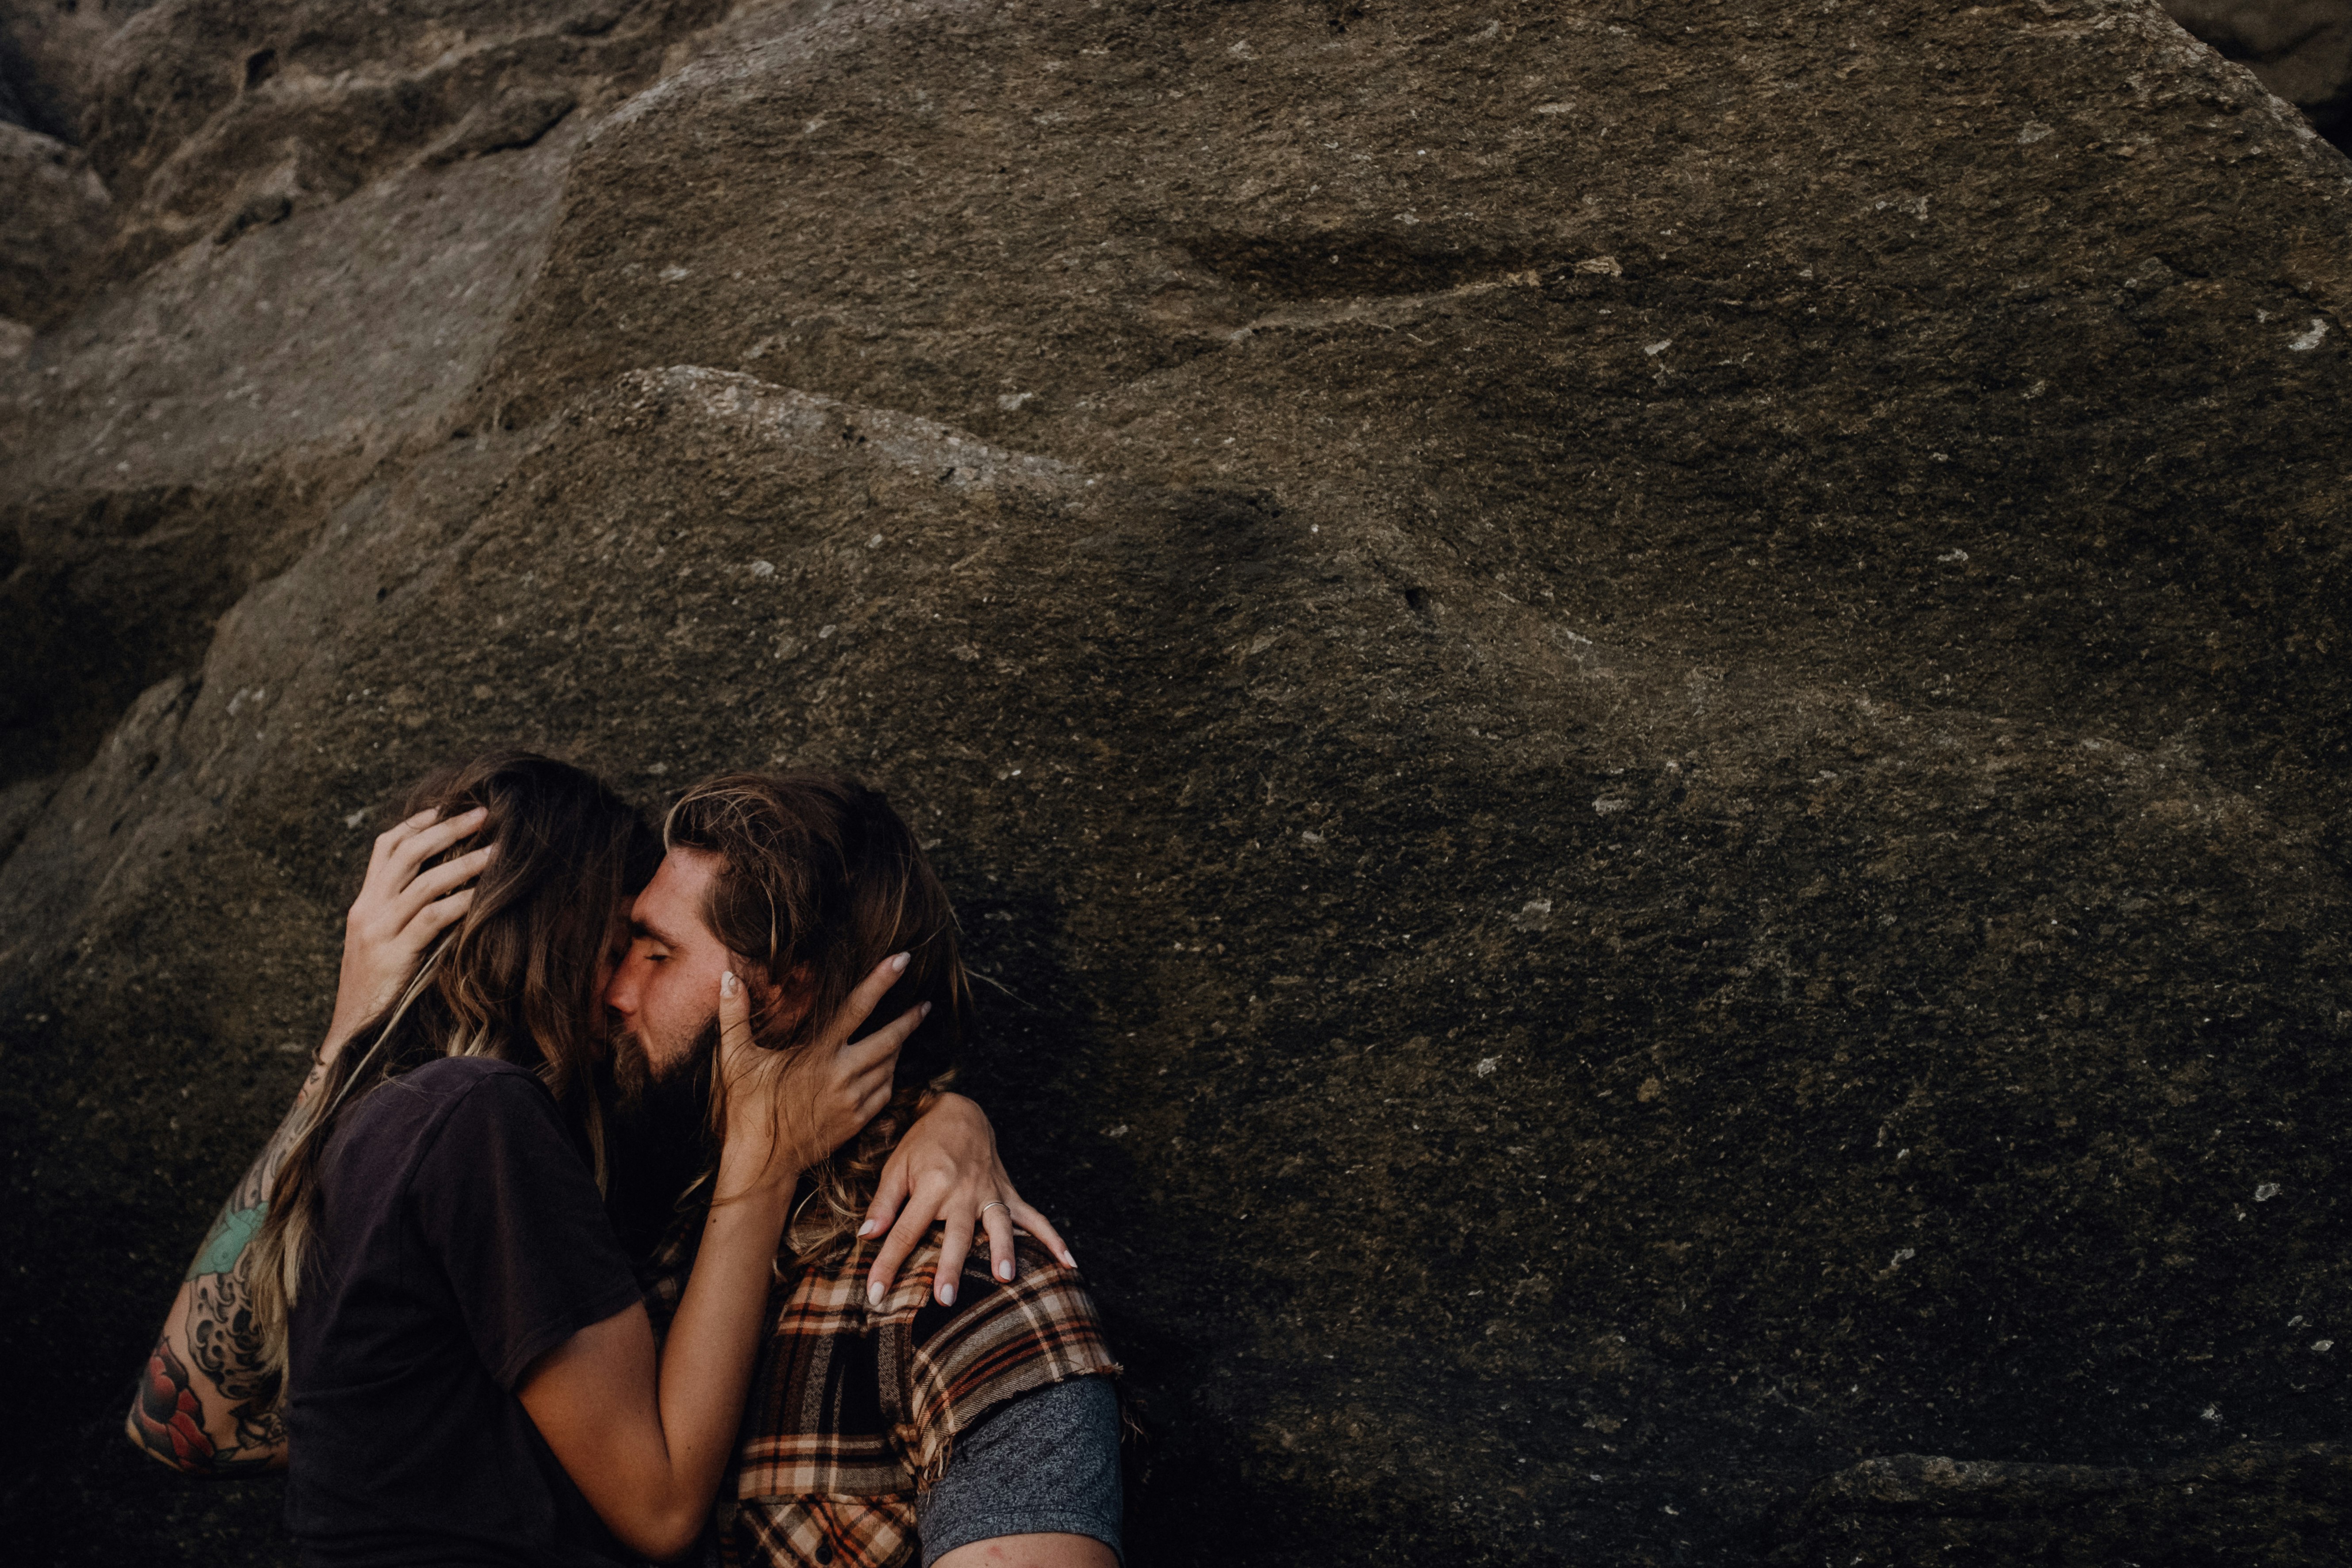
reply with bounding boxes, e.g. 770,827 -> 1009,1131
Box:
129,751 -> 1123,1568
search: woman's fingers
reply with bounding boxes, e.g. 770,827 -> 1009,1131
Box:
931,1193 -> 975,1308
860,1170 -> 1073,1304
980,1199 -> 1018,1283
821,952 -> 911,1051
866,1179 -> 946,1305
714,968 -> 767,1138
716,969 -> 756,1074
859,1154 -> 915,1247
353,811 -> 434,927
392,842 -> 496,927
811,1002 -> 919,1151
1005,1193 -> 1076,1271
838,1002 -> 926,1085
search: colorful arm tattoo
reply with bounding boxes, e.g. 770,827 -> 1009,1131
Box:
129,1061 -> 324,1474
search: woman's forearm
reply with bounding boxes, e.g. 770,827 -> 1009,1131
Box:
656,1170 -> 799,1501
517,1156 -> 797,1560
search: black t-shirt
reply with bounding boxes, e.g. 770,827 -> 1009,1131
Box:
284,1056 -> 647,1568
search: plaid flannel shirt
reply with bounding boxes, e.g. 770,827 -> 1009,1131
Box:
642,1209 -> 1120,1568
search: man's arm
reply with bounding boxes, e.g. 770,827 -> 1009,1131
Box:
917,1376 -> 1124,1568
127,1079 -> 321,1473
933,1536 -> 1117,1568
126,806 -> 493,1475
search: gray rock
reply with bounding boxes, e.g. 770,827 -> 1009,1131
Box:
7,0 -> 2352,1564
0,0 -> 727,323
2164,0 -> 2352,145
0,121 -> 111,325
0,0 -> 137,143
0,131 -> 580,786
421,88 -> 578,165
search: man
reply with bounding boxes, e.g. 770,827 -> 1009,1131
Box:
610,771 -> 1123,1568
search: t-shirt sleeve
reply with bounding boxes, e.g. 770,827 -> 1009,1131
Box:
917,1376 -> 1123,1567
407,1071 -> 647,1389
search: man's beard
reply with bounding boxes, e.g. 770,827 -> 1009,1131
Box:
602,1016 -> 722,1257
609,1013 -> 719,1115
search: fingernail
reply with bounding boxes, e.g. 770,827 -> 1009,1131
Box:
919,1001 -> 933,1018
857,1218 -> 878,1237
1059,1250 -> 1077,1268
938,1280 -> 956,1306
996,1258 -> 1013,1281
722,971 -> 738,997
890,952 -> 910,973
867,1278 -> 884,1306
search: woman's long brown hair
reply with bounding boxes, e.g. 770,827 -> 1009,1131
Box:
247,751 -> 658,1405
661,770 -> 971,1262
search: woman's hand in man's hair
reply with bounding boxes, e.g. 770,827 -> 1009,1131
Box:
861,1094 -> 1075,1307
325,805 -> 495,1060
716,953 -> 927,1198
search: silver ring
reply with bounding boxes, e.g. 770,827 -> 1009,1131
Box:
980,1201 -> 1010,1217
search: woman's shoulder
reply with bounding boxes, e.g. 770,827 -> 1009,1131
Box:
342,1056 -> 551,1142
318,1056 -> 544,1189
401,1054 -> 544,1096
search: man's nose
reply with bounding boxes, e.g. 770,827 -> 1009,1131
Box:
603,957 -> 639,1015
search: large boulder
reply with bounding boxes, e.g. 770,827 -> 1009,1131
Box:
6,0 -> 2352,1563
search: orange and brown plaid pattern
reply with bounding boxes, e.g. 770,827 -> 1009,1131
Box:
642,1215 -> 1119,1568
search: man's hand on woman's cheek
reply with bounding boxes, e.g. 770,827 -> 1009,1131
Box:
862,1094 -> 1074,1307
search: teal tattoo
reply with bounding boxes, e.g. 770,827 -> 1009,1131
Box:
189,1202 -> 266,1280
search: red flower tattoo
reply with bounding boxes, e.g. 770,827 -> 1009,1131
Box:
134,1342 -> 217,1469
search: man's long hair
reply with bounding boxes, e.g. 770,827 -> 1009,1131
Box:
662,770 -> 971,1263
247,751 -> 659,1407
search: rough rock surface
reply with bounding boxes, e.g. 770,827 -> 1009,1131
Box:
1769,1442 -> 2352,1564
6,0 -> 2352,1564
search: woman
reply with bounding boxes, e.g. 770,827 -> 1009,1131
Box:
130,752 -> 1065,1565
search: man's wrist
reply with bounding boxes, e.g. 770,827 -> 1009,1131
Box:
317,1019 -> 359,1065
